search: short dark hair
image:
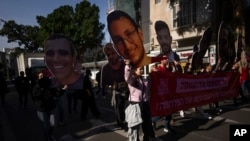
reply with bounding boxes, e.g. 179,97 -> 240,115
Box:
44,34 -> 76,57
154,20 -> 170,36
107,10 -> 139,33
38,77 -> 51,88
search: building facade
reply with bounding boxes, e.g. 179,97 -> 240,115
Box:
108,0 -> 249,67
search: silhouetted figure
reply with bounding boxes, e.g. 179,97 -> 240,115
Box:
14,71 -> 30,108
81,69 -> 101,120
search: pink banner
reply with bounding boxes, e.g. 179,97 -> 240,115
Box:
150,71 -> 240,116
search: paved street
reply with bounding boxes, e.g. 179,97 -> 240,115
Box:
1,83 -> 250,141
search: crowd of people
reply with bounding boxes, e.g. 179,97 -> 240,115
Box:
1,10 -> 249,141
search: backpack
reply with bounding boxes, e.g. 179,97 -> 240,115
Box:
33,86 -> 56,112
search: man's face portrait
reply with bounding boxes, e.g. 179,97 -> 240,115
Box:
109,16 -> 145,66
156,28 -> 172,54
44,38 -> 75,80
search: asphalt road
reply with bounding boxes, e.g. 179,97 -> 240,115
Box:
1,84 -> 250,141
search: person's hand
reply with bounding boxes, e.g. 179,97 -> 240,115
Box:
62,85 -> 68,90
124,59 -> 130,65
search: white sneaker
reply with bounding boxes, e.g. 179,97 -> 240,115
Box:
180,110 -> 185,117
163,128 -> 169,133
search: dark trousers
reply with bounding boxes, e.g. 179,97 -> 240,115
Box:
18,90 -> 29,108
0,93 -> 6,107
141,102 -> 155,141
115,94 -> 127,128
67,93 -> 78,114
95,85 -> 101,95
81,92 -> 100,119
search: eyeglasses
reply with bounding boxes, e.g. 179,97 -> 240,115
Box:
112,29 -> 137,47
45,49 -> 71,57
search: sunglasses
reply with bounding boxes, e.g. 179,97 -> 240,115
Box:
45,49 -> 71,57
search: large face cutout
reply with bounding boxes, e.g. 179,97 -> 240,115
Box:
156,28 -> 172,55
109,17 -> 146,66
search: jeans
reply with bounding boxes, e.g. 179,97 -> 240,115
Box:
242,80 -> 250,95
152,115 -> 172,129
37,110 -> 55,141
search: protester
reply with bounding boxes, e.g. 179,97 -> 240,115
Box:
33,72 -> 57,141
25,67 -> 37,102
14,71 -> 30,109
238,50 -> 249,102
124,59 -> 160,141
44,34 -> 84,122
151,57 -> 176,133
81,69 -> 101,120
101,42 -> 128,130
183,54 -> 192,74
203,63 -> 223,115
152,20 -> 181,133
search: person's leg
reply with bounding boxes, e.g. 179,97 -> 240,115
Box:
129,125 -> 140,141
197,106 -> 212,119
56,97 -> 64,124
115,94 -> 123,128
18,92 -> 23,107
239,86 -> 248,101
95,85 -> 101,96
244,80 -> 250,95
48,111 -> 55,140
89,92 -> 101,118
141,102 -> 155,141
151,116 -> 161,130
37,111 -> 50,141
117,95 -> 127,129
101,87 -> 106,98
24,92 -> 28,108
80,94 -> 89,120
164,115 -> 175,133
72,94 -> 78,113
66,93 -> 72,114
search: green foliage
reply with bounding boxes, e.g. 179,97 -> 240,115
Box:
37,0 -> 105,62
83,46 -> 105,62
0,0 -> 105,63
0,21 -> 40,51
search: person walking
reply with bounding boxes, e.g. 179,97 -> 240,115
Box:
14,71 -> 30,109
124,60 -> 159,141
101,42 -> 129,130
33,72 -> 57,141
80,69 -> 101,120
